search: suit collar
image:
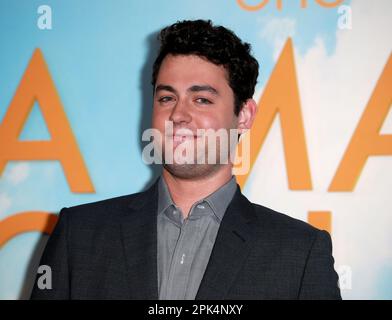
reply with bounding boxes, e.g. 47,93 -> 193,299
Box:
121,179 -> 159,299
157,175 -> 238,223
196,185 -> 258,299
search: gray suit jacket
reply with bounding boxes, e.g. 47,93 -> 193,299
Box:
31,180 -> 341,299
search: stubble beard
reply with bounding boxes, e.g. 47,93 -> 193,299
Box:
163,162 -> 223,180
162,139 -> 230,180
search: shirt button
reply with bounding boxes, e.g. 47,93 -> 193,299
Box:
197,204 -> 205,209
180,253 -> 186,264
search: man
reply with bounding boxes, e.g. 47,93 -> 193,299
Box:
31,20 -> 341,300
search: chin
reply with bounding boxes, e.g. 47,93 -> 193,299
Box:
163,163 -> 221,180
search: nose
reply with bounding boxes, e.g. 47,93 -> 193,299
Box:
169,99 -> 192,124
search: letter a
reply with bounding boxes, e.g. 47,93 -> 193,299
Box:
0,49 -> 94,193
236,39 -> 312,190
329,54 -> 392,191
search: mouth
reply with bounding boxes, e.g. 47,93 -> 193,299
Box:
172,134 -> 198,143
167,128 -> 200,143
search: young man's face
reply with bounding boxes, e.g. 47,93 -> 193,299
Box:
152,54 -> 246,179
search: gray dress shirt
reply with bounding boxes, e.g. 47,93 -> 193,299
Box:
157,175 -> 238,300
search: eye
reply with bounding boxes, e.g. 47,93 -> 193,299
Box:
195,97 -> 212,105
157,96 -> 175,104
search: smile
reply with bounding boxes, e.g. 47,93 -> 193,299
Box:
172,134 -> 197,141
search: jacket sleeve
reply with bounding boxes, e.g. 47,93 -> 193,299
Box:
298,230 -> 342,300
30,208 -> 70,299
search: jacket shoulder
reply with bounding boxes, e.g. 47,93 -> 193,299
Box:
250,202 -> 322,241
66,192 -> 141,213
59,185 -> 155,228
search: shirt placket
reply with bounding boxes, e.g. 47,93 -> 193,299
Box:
165,207 -> 203,299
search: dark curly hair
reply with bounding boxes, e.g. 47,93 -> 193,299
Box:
152,20 -> 259,116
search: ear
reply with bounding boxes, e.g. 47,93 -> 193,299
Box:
237,98 -> 257,134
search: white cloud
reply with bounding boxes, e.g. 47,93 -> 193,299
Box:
259,17 -> 296,61
296,1 -> 392,299
0,193 -> 12,217
248,0 -> 392,299
296,0 -> 392,194
6,163 -> 30,185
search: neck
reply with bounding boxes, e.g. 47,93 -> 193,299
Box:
162,165 -> 233,218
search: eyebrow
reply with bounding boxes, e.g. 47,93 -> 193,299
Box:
155,84 -> 178,95
188,85 -> 219,96
155,84 -> 219,96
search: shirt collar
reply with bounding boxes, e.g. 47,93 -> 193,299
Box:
157,175 -> 176,217
157,175 -> 238,223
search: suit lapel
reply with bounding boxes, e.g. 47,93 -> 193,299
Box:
120,181 -> 258,300
121,180 -> 159,299
196,187 -> 258,300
